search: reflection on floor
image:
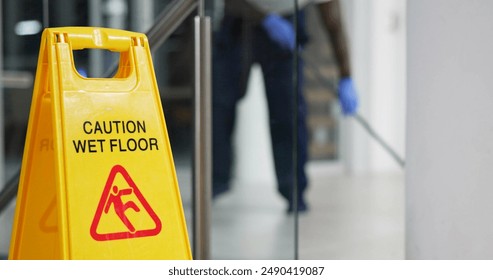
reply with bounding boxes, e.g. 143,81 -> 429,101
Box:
178,160 -> 405,260
299,162 -> 405,260
210,174 -> 295,260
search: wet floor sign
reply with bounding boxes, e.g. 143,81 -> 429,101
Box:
9,27 -> 192,259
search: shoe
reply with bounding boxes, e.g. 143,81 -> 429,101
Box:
287,198 -> 308,213
212,183 -> 230,199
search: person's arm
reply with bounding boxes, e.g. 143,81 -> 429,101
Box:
316,0 -> 351,78
316,0 -> 358,115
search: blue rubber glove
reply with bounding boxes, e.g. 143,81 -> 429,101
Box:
338,77 -> 359,115
261,13 -> 295,51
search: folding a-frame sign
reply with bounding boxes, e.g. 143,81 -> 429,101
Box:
9,27 -> 192,260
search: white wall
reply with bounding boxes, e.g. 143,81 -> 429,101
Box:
339,0 -> 371,173
407,0 -> 493,259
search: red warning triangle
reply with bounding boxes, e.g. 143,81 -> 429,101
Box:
90,165 -> 162,241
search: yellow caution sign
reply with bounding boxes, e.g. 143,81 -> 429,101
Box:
9,27 -> 192,260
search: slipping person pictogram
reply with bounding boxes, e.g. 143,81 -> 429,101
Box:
104,185 -> 141,233
90,165 -> 162,241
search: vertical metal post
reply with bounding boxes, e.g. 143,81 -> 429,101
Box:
0,0 -> 7,257
0,0 -> 5,189
293,0 -> 299,261
89,0 -> 103,77
43,0 -> 50,27
193,1 -> 212,260
0,0 -> 4,186
131,0 -> 154,32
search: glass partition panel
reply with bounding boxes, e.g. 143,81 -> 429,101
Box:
0,0 -> 354,261
297,0 -> 406,260
207,0 -> 300,259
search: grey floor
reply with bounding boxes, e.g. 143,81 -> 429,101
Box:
0,159 -> 404,260
298,162 -> 405,259
178,160 -> 405,260
0,159 -> 21,260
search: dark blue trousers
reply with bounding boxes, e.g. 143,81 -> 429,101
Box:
212,16 -> 308,204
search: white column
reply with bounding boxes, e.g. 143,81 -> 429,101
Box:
407,0 -> 493,259
340,0 -> 371,173
341,0 -> 406,173
366,0 -> 406,172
